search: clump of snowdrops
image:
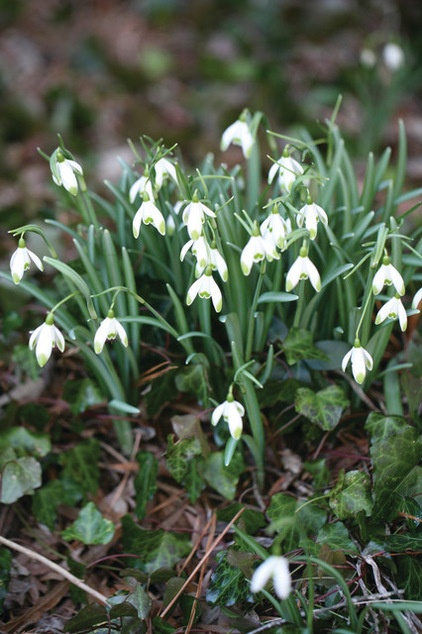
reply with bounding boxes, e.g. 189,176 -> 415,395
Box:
3,105 -> 422,484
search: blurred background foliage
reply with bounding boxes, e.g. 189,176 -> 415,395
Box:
0,0 -> 422,227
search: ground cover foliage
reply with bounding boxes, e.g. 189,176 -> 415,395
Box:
0,100 -> 422,634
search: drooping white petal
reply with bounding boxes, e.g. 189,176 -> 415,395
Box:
372,263 -> 405,296
29,321 -> 65,367
129,175 -> 155,203
10,244 -> 43,284
375,296 -> 407,331
94,316 -> 128,354
221,120 -> 254,159
250,556 -> 292,600
342,343 -> 373,384
153,157 -> 178,188
412,288 -> 422,310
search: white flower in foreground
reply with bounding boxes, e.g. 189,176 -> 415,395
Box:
412,288 -> 422,310
133,195 -> 166,237
186,269 -> 222,312
342,339 -> 373,384
250,556 -> 292,600
383,42 -> 405,72
10,238 -> 44,284
241,229 -> 279,276
182,198 -> 216,241
153,157 -> 178,189
268,152 -> 304,193
260,206 -> 290,251
29,313 -> 65,368
220,117 -> 254,159
50,149 -> 83,196
296,199 -> 328,240
94,310 -> 128,354
211,395 -> 245,440
375,294 -> 407,332
372,258 -> 405,296
129,173 -> 155,203
285,247 -> 321,292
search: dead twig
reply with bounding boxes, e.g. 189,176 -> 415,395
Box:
0,535 -> 108,606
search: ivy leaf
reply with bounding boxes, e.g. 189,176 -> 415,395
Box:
62,378 -> 104,415
134,451 -> 158,519
32,478 -> 83,530
121,515 -> 191,574
166,435 -> 202,483
329,470 -> 373,520
0,427 -> 51,458
60,439 -> 100,495
266,492 -> 326,550
62,502 -> 115,545
66,604 -> 108,633
295,385 -> 350,431
316,522 -> 359,554
200,451 -> 245,501
0,454 -> 41,503
281,328 -> 328,365
395,555 -> 422,600
206,550 -> 253,606
365,413 -> 422,522
175,362 -> 210,406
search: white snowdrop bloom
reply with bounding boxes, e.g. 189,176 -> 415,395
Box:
211,396 -> 245,440
250,556 -> 292,600
29,314 -> 65,368
296,200 -> 328,240
209,244 -> 228,282
412,288 -> 422,310
186,269 -> 222,312
180,235 -> 211,275
260,207 -> 290,251
132,196 -> 166,237
383,42 -> 405,72
129,173 -> 155,203
372,258 -> 405,296
220,118 -> 254,159
341,339 -> 373,384
153,157 -> 178,189
241,231 -> 279,276
285,249 -> 321,292
360,47 -> 377,68
94,310 -> 128,354
51,149 -> 83,196
268,153 -> 304,193
10,238 -> 44,284
182,199 -> 216,241
375,295 -> 407,332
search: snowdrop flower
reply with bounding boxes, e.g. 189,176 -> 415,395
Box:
220,113 -> 254,159
375,294 -> 407,332
383,42 -> 405,72
241,226 -> 279,276
29,313 -> 65,367
372,257 -> 405,296
285,246 -> 321,292
209,243 -> 228,282
260,205 -> 290,251
341,338 -> 373,384
129,172 -> 155,203
268,150 -> 304,193
10,237 -> 44,284
250,556 -> 292,600
360,47 -> 376,69
153,157 -> 178,189
94,310 -> 128,354
296,198 -> 328,240
133,194 -> 166,237
180,235 -> 211,271
50,148 -> 83,196
186,268 -> 222,312
182,196 -> 216,241
412,288 -> 422,310
211,393 -> 245,440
